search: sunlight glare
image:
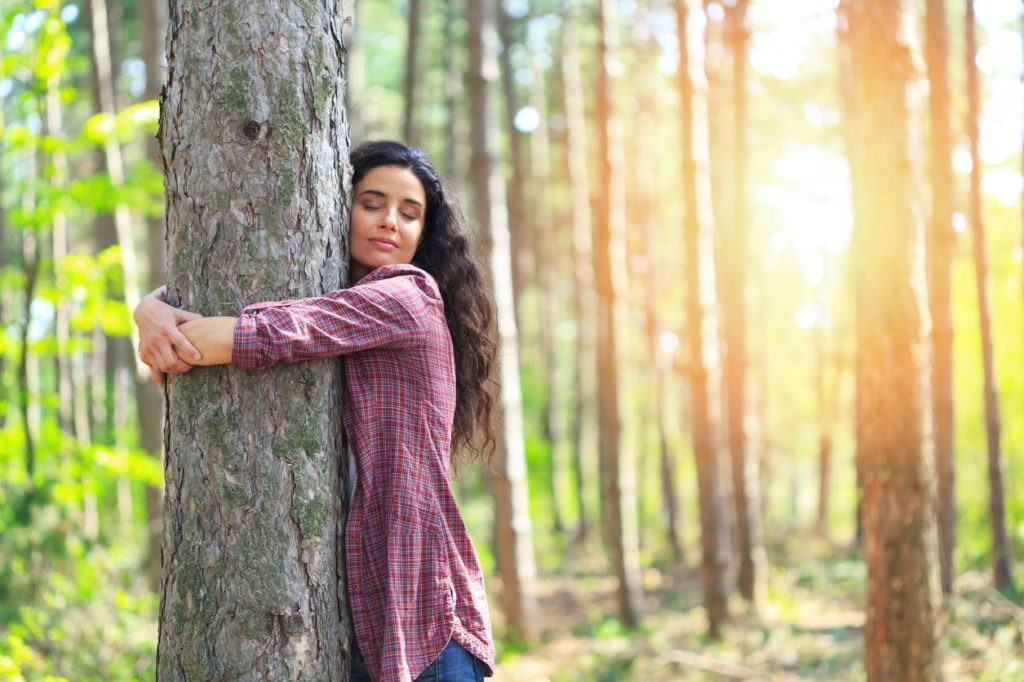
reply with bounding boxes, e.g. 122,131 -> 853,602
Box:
952,212 -> 967,233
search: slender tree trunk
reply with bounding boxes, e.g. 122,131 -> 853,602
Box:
467,0 -> 539,642
442,0 -> 459,180
89,0 -> 143,367
402,0 -> 421,145
528,41 -> 567,536
722,0 -> 764,606
496,0 -> 532,322
965,0 -> 1013,592
634,0 -> 682,562
560,0 -> 597,546
594,0 -> 643,628
43,58 -> 74,444
676,0 -> 729,639
139,0 -> 169,593
924,0 -> 956,597
19,146 -> 39,486
843,1 -> 942,678
157,2 -> 351,677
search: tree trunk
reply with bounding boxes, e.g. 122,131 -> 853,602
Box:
843,0 -> 942,678
157,2 -> 351,677
496,0 -> 532,323
722,0 -> 764,606
676,0 -> 729,639
139,0 -> 170,593
965,0 -> 1013,592
560,0 -> 597,546
594,0 -> 643,628
528,39 -> 567,536
466,0 -> 538,642
923,0 -> 956,598
633,0 -> 682,563
402,0 -> 421,145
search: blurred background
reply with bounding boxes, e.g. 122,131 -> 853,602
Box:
1,0 -> 1022,679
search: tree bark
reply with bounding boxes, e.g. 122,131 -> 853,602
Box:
676,0 -> 730,639
157,1 -> 351,677
965,0 -> 1013,592
843,0 -> 942,678
923,0 -> 956,597
466,0 -> 538,642
594,0 -> 643,628
560,0 -> 598,546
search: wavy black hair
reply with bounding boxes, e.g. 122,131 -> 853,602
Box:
349,140 -> 496,463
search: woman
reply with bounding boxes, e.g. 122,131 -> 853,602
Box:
135,140 -> 497,682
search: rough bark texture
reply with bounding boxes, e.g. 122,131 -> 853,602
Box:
676,0 -> 729,639
923,0 -> 956,597
843,1 -> 942,679
560,0 -> 598,546
965,0 -> 1013,592
594,0 -> 643,628
466,0 -> 538,642
157,1 -> 351,678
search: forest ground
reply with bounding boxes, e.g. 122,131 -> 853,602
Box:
489,532 -> 1024,681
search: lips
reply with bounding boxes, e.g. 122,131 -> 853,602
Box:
369,238 -> 398,251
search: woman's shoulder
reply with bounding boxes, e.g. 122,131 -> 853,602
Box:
353,264 -> 442,303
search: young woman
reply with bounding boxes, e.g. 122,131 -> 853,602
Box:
135,140 -> 497,682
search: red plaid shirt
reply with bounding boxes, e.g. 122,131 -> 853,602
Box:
232,264 -> 495,681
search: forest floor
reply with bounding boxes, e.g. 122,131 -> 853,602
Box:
489,532 -> 1024,681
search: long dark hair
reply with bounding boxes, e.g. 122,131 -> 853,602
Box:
350,140 -> 496,462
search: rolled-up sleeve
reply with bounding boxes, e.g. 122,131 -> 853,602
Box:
230,265 -> 440,370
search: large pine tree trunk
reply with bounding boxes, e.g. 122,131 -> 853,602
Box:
675,0 -> 729,639
923,0 -> 956,598
965,0 -> 1013,592
594,0 -> 643,628
560,0 -> 598,546
466,0 -> 538,642
843,0 -> 942,678
157,2 -> 351,677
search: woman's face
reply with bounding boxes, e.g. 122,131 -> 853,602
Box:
350,165 -> 427,281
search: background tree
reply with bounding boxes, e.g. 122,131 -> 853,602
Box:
675,0 -> 730,639
924,0 -> 956,598
157,0 -> 351,676
965,0 -> 1013,593
594,0 -> 643,628
843,0 -> 942,677
466,0 -> 539,642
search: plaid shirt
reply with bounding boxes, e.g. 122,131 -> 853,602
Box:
232,264 -> 495,681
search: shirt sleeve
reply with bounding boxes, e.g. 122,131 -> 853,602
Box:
231,265 -> 440,370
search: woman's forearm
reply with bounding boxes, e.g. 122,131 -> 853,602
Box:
178,317 -> 239,366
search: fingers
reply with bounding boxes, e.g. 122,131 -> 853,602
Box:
174,309 -> 203,324
149,365 -> 165,389
168,325 -> 203,363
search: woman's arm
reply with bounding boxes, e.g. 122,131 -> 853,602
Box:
177,317 -> 238,367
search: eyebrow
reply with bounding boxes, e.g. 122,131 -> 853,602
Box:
356,188 -> 424,208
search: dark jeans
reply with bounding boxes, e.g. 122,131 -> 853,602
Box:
350,638 -> 485,682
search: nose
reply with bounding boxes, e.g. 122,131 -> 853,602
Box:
381,205 -> 398,230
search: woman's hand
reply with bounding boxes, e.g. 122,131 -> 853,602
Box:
134,287 -> 204,387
